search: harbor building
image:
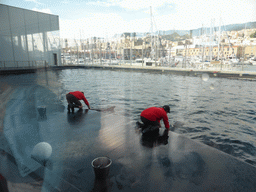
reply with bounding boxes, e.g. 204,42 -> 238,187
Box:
0,4 -> 61,68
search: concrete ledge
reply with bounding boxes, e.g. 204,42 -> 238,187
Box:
50,65 -> 256,80
0,68 -> 37,75
1,65 -> 256,80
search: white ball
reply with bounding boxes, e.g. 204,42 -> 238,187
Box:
31,142 -> 52,160
202,73 -> 209,81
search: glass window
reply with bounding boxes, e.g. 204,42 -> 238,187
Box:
38,13 -> 50,33
24,10 -> 39,35
50,15 -> 59,31
0,35 -> 14,61
0,5 -> 11,36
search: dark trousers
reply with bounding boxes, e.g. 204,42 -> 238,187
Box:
140,116 -> 159,128
66,94 -> 82,107
140,116 -> 160,137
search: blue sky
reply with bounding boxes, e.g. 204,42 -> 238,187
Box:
1,0 -> 256,39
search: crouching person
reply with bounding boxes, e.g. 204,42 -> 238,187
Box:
138,105 -> 170,137
66,91 -> 90,113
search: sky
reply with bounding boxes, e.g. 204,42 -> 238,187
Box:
1,0 -> 256,39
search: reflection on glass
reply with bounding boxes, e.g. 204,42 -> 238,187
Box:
27,34 -> 34,53
12,36 -> 18,46
21,35 -> 27,53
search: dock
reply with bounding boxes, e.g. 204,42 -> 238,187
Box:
2,63 -> 256,81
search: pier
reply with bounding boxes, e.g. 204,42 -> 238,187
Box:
2,63 -> 255,80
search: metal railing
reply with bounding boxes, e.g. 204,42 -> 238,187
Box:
0,60 -> 48,69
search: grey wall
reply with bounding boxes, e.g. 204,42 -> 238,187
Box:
0,4 -> 61,67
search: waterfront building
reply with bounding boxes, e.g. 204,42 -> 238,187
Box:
59,28 -> 256,63
244,45 -> 256,58
186,45 -> 242,59
0,4 -> 61,68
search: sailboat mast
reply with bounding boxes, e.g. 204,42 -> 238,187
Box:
150,6 -> 153,59
218,17 -> 221,61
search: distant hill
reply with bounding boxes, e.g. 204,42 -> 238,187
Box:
117,21 -> 256,40
162,32 -> 190,41
188,21 -> 256,37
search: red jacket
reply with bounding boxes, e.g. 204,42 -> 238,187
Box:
141,107 -> 170,129
69,91 -> 89,107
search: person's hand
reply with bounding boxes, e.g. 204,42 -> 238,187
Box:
79,105 -> 83,109
88,105 -> 91,109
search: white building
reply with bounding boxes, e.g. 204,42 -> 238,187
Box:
0,4 -> 61,68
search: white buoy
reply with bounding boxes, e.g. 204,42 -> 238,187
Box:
202,73 -> 209,81
31,142 -> 52,162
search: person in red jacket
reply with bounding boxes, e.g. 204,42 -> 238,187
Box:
66,91 -> 90,113
140,105 -> 170,133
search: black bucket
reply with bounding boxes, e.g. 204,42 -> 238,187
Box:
91,157 -> 112,180
37,106 -> 46,117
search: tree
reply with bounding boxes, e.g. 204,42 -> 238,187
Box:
250,31 -> 256,38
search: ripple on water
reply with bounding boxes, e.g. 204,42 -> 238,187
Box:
245,109 -> 256,115
189,110 -> 207,115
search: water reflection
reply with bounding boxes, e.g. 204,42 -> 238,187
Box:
67,109 -> 89,125
173,152 -> 206,185
140,129 -> 169,148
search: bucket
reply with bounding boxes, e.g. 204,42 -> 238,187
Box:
91,157 -> 112,179
37,106 -> 46,117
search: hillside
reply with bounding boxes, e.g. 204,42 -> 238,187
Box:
118,21 -> 256,41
